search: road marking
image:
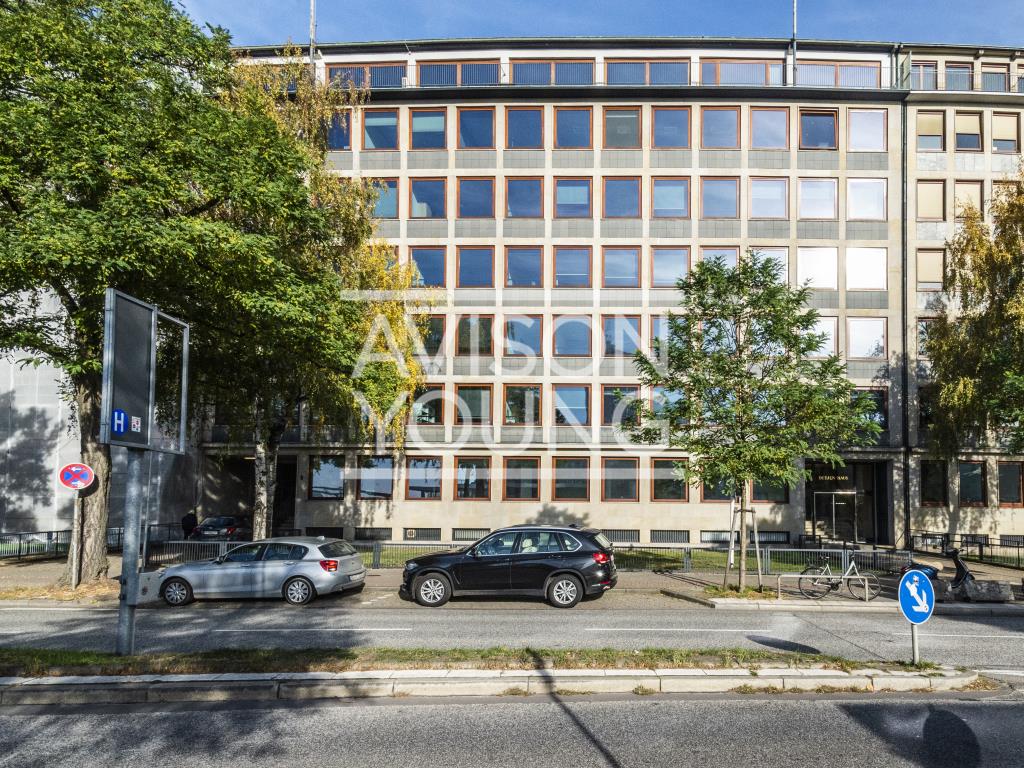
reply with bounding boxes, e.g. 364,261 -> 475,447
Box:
979,669 -> 1024,676
894,632 -> 1023,639
212,628 -> 412,633
585,628 -> 769,633
0,607 -> 116,612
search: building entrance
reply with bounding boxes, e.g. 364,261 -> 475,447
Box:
805,461 -> 890,545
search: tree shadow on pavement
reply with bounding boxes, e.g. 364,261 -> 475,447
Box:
840,703 -> 983,768
745,635 -> 822,655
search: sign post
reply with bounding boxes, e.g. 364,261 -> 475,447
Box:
897,569 -> 935,665
100,289 -> 188,656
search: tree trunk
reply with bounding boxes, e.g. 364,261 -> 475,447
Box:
62,379 -> 112,586
738,484 -> 749,590
252,424 -> 284,540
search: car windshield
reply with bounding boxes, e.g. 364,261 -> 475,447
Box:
202,517 -> 233,527
593,532 -> 613,549
318,540 -> 357,557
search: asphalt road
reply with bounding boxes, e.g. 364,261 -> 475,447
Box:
1,693 -> 1023,768
1,591 -> 1023,668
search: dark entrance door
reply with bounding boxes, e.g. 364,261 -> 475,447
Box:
813,491 -> 858,542
806,460 -> 890,545
273,457 -> 297,535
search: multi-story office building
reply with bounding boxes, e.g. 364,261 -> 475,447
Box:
4,37 -> 1024,550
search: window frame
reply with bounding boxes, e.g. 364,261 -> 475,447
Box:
601,383 -> 641,426
846,317 -> 888,360
954,110 -> 983,152
409,177 -> 447,219
504,176 -> 544,219
605,58 -> 691,86
602,176 -> 642,219
857,387 -> 889,432
945,62 -> 974,91
797,177 -> 839,221
456,106 -> 496,149
700,176 -> 740,220
651,246 -> 690,288
846,178 -> 888,222
504,106 -> 544,149
958,461 -> 987,507
328,62 -> 407,90
798,109 -> 839,150
808,316 -> 838,357
602,106 -> 642,149
416,60 -> 501,88
847,108 -> 888,152
552,315 -> 593,357
371,178 -> 399,220
552,456 -> 591,502
454,314 -> 494,357
510,58 -> 596,86
602,314 -> 641,357
553,177 -> 593,219
700,106 -> 741,149
554,105 -> 593,149
502,456 -> 541,501
420,314 -> 446,357
651,457 -> 689,502
601,246 -> 641,288
749,106 -> 790,150
954,180 -> 984,221
651,176 -> 690,219
327,108 -> 353,151
356,455 -> 395,501
998,461 -> 1024,507
651,106 -> 691,148
553,245 -> 593,288
601,457 -> 640,502
992,112 -> 1020,153
701,480 -> 734,503
700,58 -> 783,86
916,180 -> 946,222
552,383 -> 592,426
409,107 -> 448,151
916,110 -> 946,152
503,314 -> 544,357
455,246 -> 495,288
748,176 -> 789,220
846,247 -> 888,291
453,383 -> 493,425
502,382 -> 543,426
409,246 -> 446,288
456,176 -> 495,220
308,455 -> 346,500
795,59 -> 881,88
405,456 -> 444,501
920,459 -> 948,506
361,107 -> 400,151
410,383 -> 445,426
504,245 -> 544,288
454,455 -> 491,500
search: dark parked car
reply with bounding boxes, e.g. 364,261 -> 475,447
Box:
400,525 -> 617,608
187,515 -> 253,542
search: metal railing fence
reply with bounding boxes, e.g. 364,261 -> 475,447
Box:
0,523 -> 181,561
762,548 -> 912,576
911,532 -> 1024,570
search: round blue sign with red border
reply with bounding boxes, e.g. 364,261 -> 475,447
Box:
58,463 -> 95,491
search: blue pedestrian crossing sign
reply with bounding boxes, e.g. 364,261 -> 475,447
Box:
898,569 -> 935,625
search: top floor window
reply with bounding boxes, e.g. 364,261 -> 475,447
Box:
555,108 -> 592,148
982,64 -> 1010,92
796,61 -> 880,88
506,107 -> 543,149
945,63 -> 973,91
329,62 -> 405,89
418,60 -> 500,87
911,62 -> 937,90
512,60 -> 594,86
606,60 -> 690,85
800,110 -> 837,150
701,59 -> 782,86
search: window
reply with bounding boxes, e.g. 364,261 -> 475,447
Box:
506,107 -> 543,148
702,59 -> 782,86
652,107 -> 689,148
504,315 -> 542,356
504,458 -> 540,500
796,61 -> 879,88
506,177 -> 543,218
701,107 -> 739,149
602,247 -> 640,288
604,107 -> 641,148
945,63 -> 973,91
847,178 -> 887,221
512,59 -> 594,86
411,247 -> 445,287
555,107 -> 592,148
918,384 -> 937,430
373,179 -> 398,219
607,60 -> 689,85
554,178 -> 592,218
954,112 -> 982,151
998,462 -> 1023,505
917,181 -> 945,221
749,178 -> 788,219
858,389 -> 889,430
652,247 -> 689,287
911,62 -> 937,90
750,108 -> 788,149
503,384 -> 541,424
421,315 -> 444,356
603,177 -> 640,218
954,181 -> 983,219
329,62 -> 404,89
358,456 -> 394,500
553,316 -> 591,356
798,178 -> 837,219
917,318 -> 934,358
309,456 -> 345,499
265,542 -> 309,561
602,384 -> 640,426
603,315 -> 640,356
411,109 -> 446,149
917,249 -> 944,290
456,247 -> 493,287
848,318 -> 886,359
419,61 -> 500,87
800,110 -> 837,149
406,457 -> 442,500
553,457 -> 589,500
506,247 -> 543,287
702,246 -> 739,269
701,177 -> 739,218
652,386 -> 684,419
554,246 -> 591,287
921,460 -> 948,504
797,247 -> 838,289
982,64 -> 1009,92
752,479 -> 789,503
652,177 -> 689,218
603,458 -> 639,501
455,315 -> 493,355
993,113 -> 1019,152
454,384 -> 492,424
755,247 -> 788,283
410,178 -> 446,218
849,109 -> 886,151
846,247 -> 887,290
363,109 -> 398,149
327,111 -> 351,150
457,107 -> 494,148
809,317 -> 837,356
411,385 -> 444,425
553,384 -> 590,425
456,457 -> 490,499
958,462 -> 986,506
702,479 -> 733,502
916,111 -> 945,151
458,178 -> 494,218
652,459 -> 687,501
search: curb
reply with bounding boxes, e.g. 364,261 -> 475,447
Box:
0,667 -> 977,705
658,593 -> 1022,615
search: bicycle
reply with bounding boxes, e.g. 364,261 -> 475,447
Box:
798,555 -> 881,601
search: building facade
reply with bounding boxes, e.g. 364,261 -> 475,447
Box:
5,36 -> 1024,549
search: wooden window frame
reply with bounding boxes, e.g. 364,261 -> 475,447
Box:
605,58 -> 691,86
408,107 -> 448,151
510,58 -> 596,86
454,314 -> 494,357
982,63 -> 1010,92
455,246 -> 495,288
797,177 -> 839,221
847,108 -> 888,152
409,383 -> 445,426
456,176 -> 495,220
503,315 -> 544,358
700,106 -> 740,150
453,383 -> 493,425
456,106 -> 496,149
651,246 -> 690,288
856,386 -> 890,431
601,383 -> 641,426
957,460 -> 987,507
420,314 -> 446,357
748,176 -> 789,220
552,456 -> 591,502
808,315 -> 838,358
651,176 -> 691,219
601,457 -> 640,502
798,109 -> 839,151
553,177 -> 593,219
553,245 -> 593,288
408,176 -> 447,220
846,178 -> 888,222
328,61 -> 406,89
552,383 -> 592,426
699,58 -> 783,86
749,106 -> 790,150
454,455 -> 491,500
602,176 -> 642,219
651,458 -> 689,503
920,459 -> 948,506
553,105 -> 593,149
750,478 -> 791,504
361,107 -> 400,151
846,317 -> 888,361
409,245 -> 446,288
954,110 -> 983,152
700,245 -> 740,268
328,107 -> 354,151
651,106 -> 691,149
416,60 -> 501,87
371,178 -> 399,219
502,382 -> 543,426
916,180 -> 946,222
405,456 -> 444,501
602,106 -> 642,149
602,314 -> 641,357
504,176 -> 544,219
795,59 -> 881,88
356,455 -> 395,501
945,62 -> 974,91
552,315 -> 592,357
916,110 -> 946,152
504,106 -> 544,149
307,455 -> 346,500
502,456 -> 541,501
504,245 -> 544,288
997,461 -> 1024,507
601,246 -> 641,288
700,176 -> 740,220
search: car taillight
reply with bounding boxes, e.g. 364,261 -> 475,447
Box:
226,527 -> 237,535
592,552 -> 611,565
319,560 -> 338,572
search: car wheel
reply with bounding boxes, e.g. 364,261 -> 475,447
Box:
547,574 -> 583,608
413,573 -> 451,607
161,577 -> 193,607
283,577 -> 316,606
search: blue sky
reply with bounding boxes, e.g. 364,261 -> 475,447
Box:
178,0 -> 1024,48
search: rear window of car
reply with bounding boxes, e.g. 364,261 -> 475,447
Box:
202,517 -> 232,527
318,540 -> 357,557
593,532 -> 613,549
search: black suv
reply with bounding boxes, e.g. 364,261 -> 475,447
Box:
187,515 -> 253,542
399,526 -> 617,608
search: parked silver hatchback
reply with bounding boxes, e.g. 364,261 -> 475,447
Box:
159,537 -> 366,606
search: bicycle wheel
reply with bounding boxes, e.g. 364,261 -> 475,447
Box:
848,572 -> 881,602
798,566 -> 832,600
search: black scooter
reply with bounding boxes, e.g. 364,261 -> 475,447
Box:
901,548 -> 975,589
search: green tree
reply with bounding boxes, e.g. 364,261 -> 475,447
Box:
630,251 -> 881,588
927,177 -> 1024,455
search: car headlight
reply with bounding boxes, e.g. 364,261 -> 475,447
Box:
404,562 -> 419,571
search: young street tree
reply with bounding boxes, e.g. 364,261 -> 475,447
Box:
630,251 -> 881,588
926,177 -> 1024,455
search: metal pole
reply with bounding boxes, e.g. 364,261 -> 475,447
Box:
911,623 -> 920,665
116,448 -> 145,656
791,0 -> 797,84
308,0 -> 316,73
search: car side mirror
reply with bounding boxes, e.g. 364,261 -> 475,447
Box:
215,555 -> 225,564
469,548 -> 481,558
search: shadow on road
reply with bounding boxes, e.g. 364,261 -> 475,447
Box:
841,703 -> 982,768
745,634 -> 822,655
